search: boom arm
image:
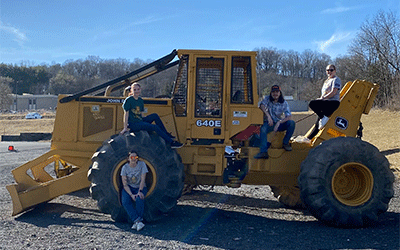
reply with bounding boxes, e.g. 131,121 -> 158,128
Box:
59,49 -> 178,103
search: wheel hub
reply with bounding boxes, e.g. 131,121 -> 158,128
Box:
332,162 -> 373,206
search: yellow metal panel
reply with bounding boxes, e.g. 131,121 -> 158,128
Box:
52,96 -> 80,143
180,145 -> 224,176
227,106 -> 263,138
327,128 -> 346,138
363,83 -> 379,114
81,106 -> 114,138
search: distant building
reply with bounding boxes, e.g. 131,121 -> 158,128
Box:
286,100 -> 309,112
284,96 -> 294,100
284,95 -> 310,112
9,94 -> 58,111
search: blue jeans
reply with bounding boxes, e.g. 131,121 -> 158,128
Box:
121,186 -> 148,223
129,113 -> 173,143
259,120 -> 295,153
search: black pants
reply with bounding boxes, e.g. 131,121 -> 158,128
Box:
309,99 -> 340,119
307,99 -> 340,139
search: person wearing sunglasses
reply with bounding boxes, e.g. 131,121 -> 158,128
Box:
307,64 -> 342,139
120,151 -> 148,231
120,82 -> 183,148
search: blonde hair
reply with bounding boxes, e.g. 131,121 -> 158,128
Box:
131,82 -> 141,88
327,64 -> 336,70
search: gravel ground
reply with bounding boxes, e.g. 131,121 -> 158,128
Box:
0,142 -> 399,250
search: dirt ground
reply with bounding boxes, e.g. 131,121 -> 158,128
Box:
0,142 -> 398,250
0,112 -> 55,135
360,109 -> 400,170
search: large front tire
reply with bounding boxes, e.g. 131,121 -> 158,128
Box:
298,137 -> 394,228
87,131 -> 184,222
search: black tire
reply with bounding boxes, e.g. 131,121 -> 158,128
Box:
87,131 -> 184,222
298,137 -> 394,228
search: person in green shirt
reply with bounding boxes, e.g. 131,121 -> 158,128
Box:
120,82 -> 183,148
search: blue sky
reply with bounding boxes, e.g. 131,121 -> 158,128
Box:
1,0 -> 399,65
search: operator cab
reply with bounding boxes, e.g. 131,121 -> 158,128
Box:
171,50 -> 261,145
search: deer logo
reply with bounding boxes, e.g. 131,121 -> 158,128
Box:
335,117 -> 348,130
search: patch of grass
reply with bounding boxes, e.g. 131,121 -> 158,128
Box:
361,109 -> 400,170
0,112 -> 55,135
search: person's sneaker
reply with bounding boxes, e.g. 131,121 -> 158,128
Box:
170,141 -> 184,148
283,143 -> 292,151
294,136 -> 311,144
318,116 -> 329,129
131,222 -> 138,230
254,152 -> 269,159
136,221 -> 145,231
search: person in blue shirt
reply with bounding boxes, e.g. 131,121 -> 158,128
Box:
121,151 -> 148,231
254,85 -> 295,159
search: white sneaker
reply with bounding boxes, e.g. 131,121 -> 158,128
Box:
136,221 -> 145,231
294,136 -> 311,144
131,222 -> 138,230
318,116 -> 329,129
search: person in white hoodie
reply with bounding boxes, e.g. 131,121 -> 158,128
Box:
307,64 -> 341,140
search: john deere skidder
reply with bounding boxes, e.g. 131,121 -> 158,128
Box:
7,49 -> 394,227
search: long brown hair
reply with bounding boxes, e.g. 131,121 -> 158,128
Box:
269,91 -> 285,103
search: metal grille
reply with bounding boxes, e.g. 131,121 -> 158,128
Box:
195,58 -> 224,118
173,55 -> 188,117
231,57 -> 253,104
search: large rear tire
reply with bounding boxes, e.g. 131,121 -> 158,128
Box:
88,131 -> 184,222
298,137 -> 394,227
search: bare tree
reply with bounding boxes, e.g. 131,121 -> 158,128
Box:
255,47 -> 281,73
349,11 -> 400,107
49,71 -> 78,94
0,77 -> 13,110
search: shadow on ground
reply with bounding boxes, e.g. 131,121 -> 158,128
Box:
15,189 -> 400,250
381,148 -> 400,156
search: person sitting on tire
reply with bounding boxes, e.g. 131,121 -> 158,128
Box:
121,151 -> 148,231
307,64 -> 342,139
254,85 -> 295,159
120,82 -> 183,148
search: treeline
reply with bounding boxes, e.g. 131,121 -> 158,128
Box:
0,55 -> 178,107
0,11 -> 399,110
254,11 -> 399,109
0,57 -> 147,95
